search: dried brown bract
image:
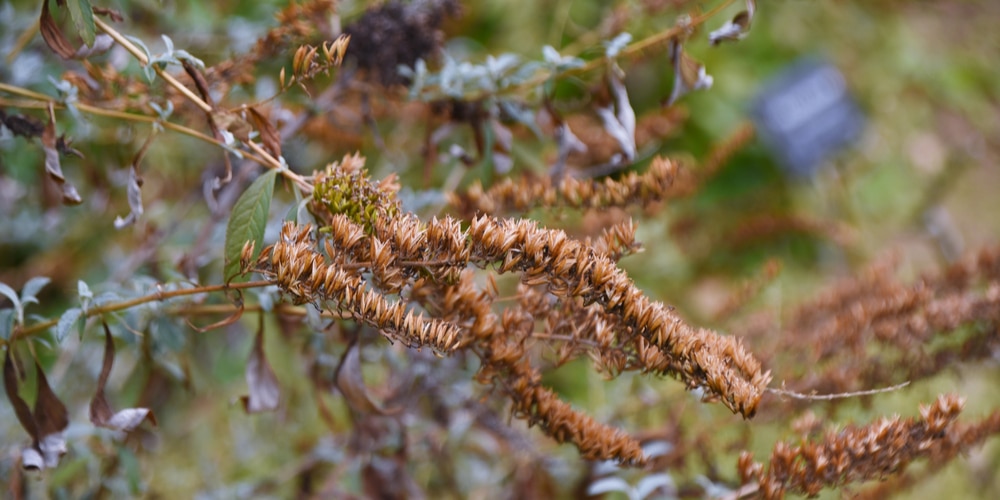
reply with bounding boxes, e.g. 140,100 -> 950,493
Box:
738,395 -> 1000,499
451,155 -> 697,216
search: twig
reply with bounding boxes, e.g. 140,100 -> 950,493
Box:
767,381 -> 911,401
92,16 -> 312,192
454,0 -> 738,101
8,280 -> 273,343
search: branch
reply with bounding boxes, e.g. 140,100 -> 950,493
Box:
8,280 -> 272,343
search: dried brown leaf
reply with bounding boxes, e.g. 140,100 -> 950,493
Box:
240,321 -> 281,413
182,59 -> 214,106
248,106 -> 282,158
4,349 -> 37,443
666,40 -> 713,106
6,354 -> 71,470
113,164 -> 144,229
186,304 -> 244,333
92,6 -> 124,22
39,0 -> 77,59
213,110 -> 252,143
31,358 -> 68,444
42,105 -> 83,205
91,322 -> 157,431
709,0 -> 757,45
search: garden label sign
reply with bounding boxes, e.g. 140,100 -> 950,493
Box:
751,58 -> 865,177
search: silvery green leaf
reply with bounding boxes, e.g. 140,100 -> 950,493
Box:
149,101 -> 174,120
160,35 -> 175,54
587,477 -> 635,499
694,475 -> 732,498
486,53 -> 519,78
21,276 -> 50,306
542,45 -> 585,71
608,66 -> 636,161
0,309 -> 14,341
509,60 -> 542,84
604,32 -> 632,58
77,280 -> 93,300
635,473 -> 675,499
173,49 -> 205,70
1,282 -> 23,325
94,291 -> 124,307
123,35 -> 152,64
56,307 -> 83,342
641,439 -> 674,458
542,45 -> 562,65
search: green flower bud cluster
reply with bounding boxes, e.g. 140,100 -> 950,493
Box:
311,164 -> 400,234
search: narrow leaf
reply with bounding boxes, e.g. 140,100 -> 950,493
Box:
224,169 -> 277,283
66,0 -> 96,47
39,0 -> 77,59
240,323 -> 280,413
55,307 -> 82,342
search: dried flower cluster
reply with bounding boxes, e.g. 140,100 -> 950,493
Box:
450,156 -> 697,216
242,154 -> 770,461
738,395 -> 1000,499
741,246 -> 1000,403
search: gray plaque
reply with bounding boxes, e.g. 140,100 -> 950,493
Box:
751,58 -> 865,177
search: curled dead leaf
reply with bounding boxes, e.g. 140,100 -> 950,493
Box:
666,40 -> 713,106
42,105 -> 83,205
39,0 -> 77,59
247,107 -> 282,159
91,322 -> 157,432
709,0 -> 756,45
4,349 -> 69,470
240,319 -> 281,413
213,110 -> 253,144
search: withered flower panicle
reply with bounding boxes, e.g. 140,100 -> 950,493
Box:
247,152 -> 770,463
737,395 -> 1000,499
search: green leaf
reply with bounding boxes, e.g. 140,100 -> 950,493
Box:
67,0 -> 96,47
56,308 -> 83,343
224,169 -> 277,283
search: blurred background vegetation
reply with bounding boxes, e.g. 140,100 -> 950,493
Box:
1,0 -> 999,498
